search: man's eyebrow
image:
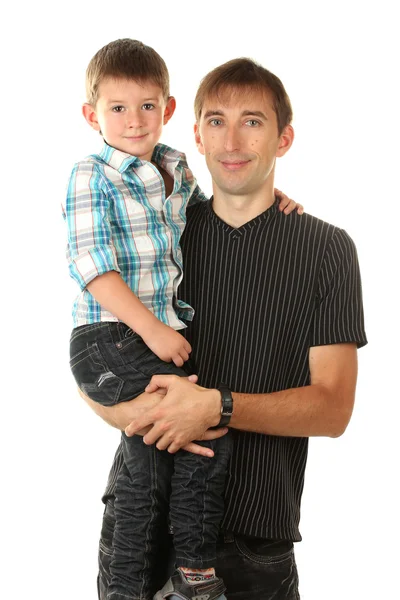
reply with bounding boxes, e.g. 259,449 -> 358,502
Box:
203,110 -> 225,119
202,109 -> 268,120
241,110 -> 268,120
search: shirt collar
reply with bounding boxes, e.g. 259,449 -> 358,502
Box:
96,142 -> 187,174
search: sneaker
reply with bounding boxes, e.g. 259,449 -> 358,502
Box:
153,568 -> 226,600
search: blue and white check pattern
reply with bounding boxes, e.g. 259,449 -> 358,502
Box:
62,142 -> 207,328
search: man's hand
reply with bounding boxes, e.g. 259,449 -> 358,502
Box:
274,188 -> 304,215
125,375 -> 226,453
143,322 -> 192,367
79,377 -> 222,457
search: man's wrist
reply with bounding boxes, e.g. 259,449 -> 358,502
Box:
216,384 -> 234,427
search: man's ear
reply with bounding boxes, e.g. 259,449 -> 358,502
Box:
82,103 -> 101,132
194,123 -> 205,155
276,125 -> 294,157
163,96 -> 176,125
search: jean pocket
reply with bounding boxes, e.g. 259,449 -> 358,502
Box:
235,536 -> 294,565
69,342 -> 124,406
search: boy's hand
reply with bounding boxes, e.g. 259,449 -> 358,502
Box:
274,188 -> 304,215
144,321 -> 192,367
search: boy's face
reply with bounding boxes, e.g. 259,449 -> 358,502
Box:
194,87 -> 293,197
83,77 -> 175,161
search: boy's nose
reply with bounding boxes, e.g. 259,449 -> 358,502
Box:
126,110 -> 144,129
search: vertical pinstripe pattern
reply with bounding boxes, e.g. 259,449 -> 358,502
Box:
102,198 -> 367,542
176,199 -> 367,541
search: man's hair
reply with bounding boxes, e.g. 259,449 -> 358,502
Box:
194,58 -> 293,135
85,38 -> 170,106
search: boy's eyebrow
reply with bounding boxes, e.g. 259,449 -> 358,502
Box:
203,109 -> 268,119
106,97 -> 160,104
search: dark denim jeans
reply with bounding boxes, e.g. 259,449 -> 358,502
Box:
70,322 -> 232,600
98,501 -> 301,600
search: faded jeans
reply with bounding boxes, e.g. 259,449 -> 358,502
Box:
70,322 -> 232,600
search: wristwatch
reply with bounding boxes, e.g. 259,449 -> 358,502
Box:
217,385 -> 234,427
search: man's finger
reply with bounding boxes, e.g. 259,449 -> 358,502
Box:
125,414 -> 157,437
145,374 -> 179,392
201,427 -> 229,440
181,442 -> 215,457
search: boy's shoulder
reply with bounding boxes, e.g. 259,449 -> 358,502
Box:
152,143 -> 189,168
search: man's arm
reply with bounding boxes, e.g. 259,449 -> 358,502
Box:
78,383 -> 228,457
230,343 -> 357,438
124,343 -> 358,452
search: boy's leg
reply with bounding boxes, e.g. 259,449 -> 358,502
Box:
70,322 -> 191,600
154,433 -> 232,600
109,435 -> 174,600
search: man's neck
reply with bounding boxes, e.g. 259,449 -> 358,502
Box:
211,186 -> 276,228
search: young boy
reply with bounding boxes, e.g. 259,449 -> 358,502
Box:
62,39 -> 302,600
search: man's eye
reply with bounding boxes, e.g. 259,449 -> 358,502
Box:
142,103 -> 155,110
112,106 -> 124,113
209,119 -> 222,126
246,119 -> 260,127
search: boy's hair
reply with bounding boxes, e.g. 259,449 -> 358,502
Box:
86,38 -> 170,106
194,58 -> 293,135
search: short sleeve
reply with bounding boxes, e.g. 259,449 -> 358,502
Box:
63,161 -> 120,290
310,228 -> 367,348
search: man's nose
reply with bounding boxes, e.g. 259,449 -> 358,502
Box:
224,126 -> 241,152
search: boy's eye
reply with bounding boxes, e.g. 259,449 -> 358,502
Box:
142,103 -> 155,110
246,119 -> 260,127
112,106 -> 125,113
209,118 -> 222,126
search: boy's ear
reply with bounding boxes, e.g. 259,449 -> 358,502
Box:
82,103 -> 101,131
194,123 -> 205,155
163,96 -> 176,125
276,124 -> 294,157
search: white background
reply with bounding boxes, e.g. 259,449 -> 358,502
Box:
2,1 -> 399,598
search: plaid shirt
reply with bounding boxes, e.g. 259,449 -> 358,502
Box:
62,142 -> 207,328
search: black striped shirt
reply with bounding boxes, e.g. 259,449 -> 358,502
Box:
103,198 -> 367,541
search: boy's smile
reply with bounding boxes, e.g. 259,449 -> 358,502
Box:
83,77 -> 175,161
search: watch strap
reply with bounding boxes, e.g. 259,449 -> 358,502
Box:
217,384 -> 233,427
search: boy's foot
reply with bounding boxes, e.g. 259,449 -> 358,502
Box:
153,568 -> 226,600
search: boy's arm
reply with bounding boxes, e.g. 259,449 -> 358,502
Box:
87,272 -> 191,367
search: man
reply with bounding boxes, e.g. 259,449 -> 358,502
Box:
88,58 -> 367,599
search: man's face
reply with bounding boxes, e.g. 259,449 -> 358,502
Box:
195,87 -> 293,197
83,77 -> 175,161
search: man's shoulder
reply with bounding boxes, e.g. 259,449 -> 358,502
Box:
282,209 -> 348,240
186,198 -> 211,221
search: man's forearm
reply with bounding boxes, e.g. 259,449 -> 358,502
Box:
79,388 -> 126,429
231,383 -> 352,438
231,344 -> 357,438
133,345 -> 357,449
